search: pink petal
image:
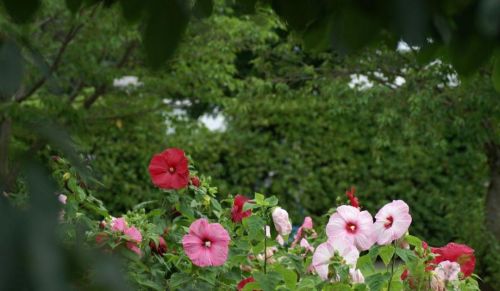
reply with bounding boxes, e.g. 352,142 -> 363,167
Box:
330,237 -> 360,266
111,217 -> 127,232
124,226 -> 142,243
312,242 -> 335,280
207,241 -> 229,266
126,242 -> 142,256
207,223 -> 230,244
336,205 -> 361,222
189,218 -> 210,238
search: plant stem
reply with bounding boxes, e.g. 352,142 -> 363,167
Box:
264,208 -> 268,274
387,243 -> 397,291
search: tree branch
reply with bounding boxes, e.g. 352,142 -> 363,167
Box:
15,4 -> 101,103
82,41 -> 138,109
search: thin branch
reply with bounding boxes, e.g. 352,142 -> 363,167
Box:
15,4 -> 100,103
15,24 -> 84,103
85,103 -> 168,121
82,41 -> 138,109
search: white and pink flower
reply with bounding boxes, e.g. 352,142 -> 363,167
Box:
373,200 -> 412,245
272,207 -> 292,236
435,260 -> 461,282
312,237 -> 360,281
326,205 -> 374,251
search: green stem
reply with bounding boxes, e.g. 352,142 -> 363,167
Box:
264,226 -> 267,274
387,243 -> 397,291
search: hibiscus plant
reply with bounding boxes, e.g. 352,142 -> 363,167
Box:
53,148 -> 481,290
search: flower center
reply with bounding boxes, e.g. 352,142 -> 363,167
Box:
384,216 -> 394,229
168,166 -> 175,173
204,240 -> 211,248
345,222 -> 358,234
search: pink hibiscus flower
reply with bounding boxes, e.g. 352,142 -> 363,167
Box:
326,205 -> 374,251
111,217 -> 127,232
373,200 -> 412,245
148,148 -> 190,190
312,237 -> 360,281
182,218 -> 231,267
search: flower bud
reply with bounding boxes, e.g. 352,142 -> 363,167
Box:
190,176 -> 200,187
149,236 -> 167,256
272,207 -> 292,236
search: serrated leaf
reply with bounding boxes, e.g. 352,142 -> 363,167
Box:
356,254 -> 375,275
365,273 -> 388,291
395,248 -> 417,263
169,272 -> 192,289
404,235 -> 422,247
254,271 -> 282,291
275,264 -> 297,289
379,245 -> 395,266
243,215 -> 265,239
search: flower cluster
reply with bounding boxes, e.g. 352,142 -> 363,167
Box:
60,147 -> 479,290
96,217 -> 143,256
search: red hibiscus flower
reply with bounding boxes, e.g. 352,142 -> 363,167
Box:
148,148 -> 189,189
431,243 -> 476,277
346,186 -> 360,208
231,195 -> 252,223
237,277 -> 255,291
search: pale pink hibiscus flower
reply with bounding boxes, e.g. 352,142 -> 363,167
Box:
291,216 -> 316,248
272,207 -> 292,236
349,268 -> 365,283
182,218 -> 231,267
435,260 -> 461,282
326,205 -> 374,251
373,200 -> 412,245
312,237 -> 360,281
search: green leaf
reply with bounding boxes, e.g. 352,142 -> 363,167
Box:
242,282 -> 261,291
356,254 -> 375,275
275,264 -> 297,289
404,235 -> 422,247
323,283 -> 352,291
395,248 -> 417,263
493,54 -> 500,93
65,0 -> 82,13
243,202 -> 260,211
254,271 -> 283,291
379,245 -> 395,266
169,272 -> 192,289
2,0 -> 41,23
193,0 -> 213,18
143,0 -> 190,68
120,0 -> 146,23
254,193 -> 265,205
242,215 -> 265,238
365,273 -> 388,291
264,196 -> 279,207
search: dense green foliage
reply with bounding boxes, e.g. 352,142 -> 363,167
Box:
1,0 -> 500,289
